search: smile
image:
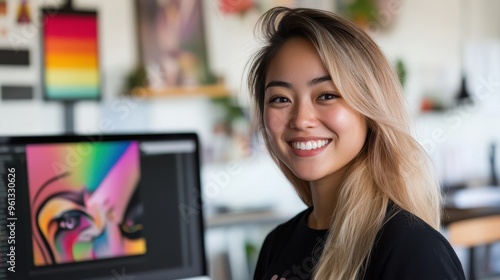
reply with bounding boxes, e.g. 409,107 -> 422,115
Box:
291,139 -> 330,151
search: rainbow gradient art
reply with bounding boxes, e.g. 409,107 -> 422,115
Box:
26,141 -> 146,266
43,12 -> 100,100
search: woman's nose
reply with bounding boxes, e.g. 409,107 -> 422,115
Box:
289,103 -> 318,130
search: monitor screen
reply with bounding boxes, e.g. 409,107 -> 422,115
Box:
41,9 -> 101,101
0,133 -> 207,279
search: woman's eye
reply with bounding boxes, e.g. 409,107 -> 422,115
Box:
54,210 -> 84,231
268,96 -> 290,103
318,93 -> 339,100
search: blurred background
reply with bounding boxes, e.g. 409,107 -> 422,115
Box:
0,0 -> 499,279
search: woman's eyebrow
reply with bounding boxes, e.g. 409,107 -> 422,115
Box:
265,80 -> 292,90
33,172 -> 71,206
308,75 -> 332,86
265,75 -> 332,90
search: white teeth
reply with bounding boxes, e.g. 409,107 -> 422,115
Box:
292,140 -> 330,151
312,141 -> 318,149
305,142 -> 312,150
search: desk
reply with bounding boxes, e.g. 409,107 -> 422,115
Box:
443,206 -> 500,226
443,187 -> 500,226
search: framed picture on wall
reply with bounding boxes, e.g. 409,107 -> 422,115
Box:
136,0 -> 215,90
41,8 -> 101,101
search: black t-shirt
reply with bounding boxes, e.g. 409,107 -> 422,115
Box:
254,204 -> 465,280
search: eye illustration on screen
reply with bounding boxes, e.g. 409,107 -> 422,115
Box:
26,141 -> 146,266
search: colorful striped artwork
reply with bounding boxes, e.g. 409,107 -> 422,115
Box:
43,13 -> 100,100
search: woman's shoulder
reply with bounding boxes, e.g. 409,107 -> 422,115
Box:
377,205 -> 450,249
365,205 -> 465,279
378,205 -> 442,242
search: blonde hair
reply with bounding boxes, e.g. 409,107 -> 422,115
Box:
247,7 -> 441,280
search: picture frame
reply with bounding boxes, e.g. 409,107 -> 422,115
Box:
40,8 -> 101,101
135,0 -> 216,92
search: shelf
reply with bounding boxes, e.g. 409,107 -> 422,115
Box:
205,210 -> 290,229
131,84 -> 229,98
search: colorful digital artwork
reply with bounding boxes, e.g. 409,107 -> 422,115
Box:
26,141 -> 146,266
42,12 -> 100,100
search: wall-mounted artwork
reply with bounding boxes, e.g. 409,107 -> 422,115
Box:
136,0 -> 214,89
26,141 -> 146,266
1,85 -> 33,100
41,9 -> 100,100
0,0 -> 6,16
0,49 -> 29,65
16,0 -> 31,24
0,0 -> 7,37
219,0 -> 255,15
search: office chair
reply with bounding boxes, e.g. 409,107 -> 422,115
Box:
448,214 -> 500,280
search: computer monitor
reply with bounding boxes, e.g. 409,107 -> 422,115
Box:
0,133 -> 208,280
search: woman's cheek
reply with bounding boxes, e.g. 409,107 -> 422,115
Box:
325,106 -> 362,133
264,109 -> 287,136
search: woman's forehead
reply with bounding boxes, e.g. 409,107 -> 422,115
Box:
265,38 -> 330,85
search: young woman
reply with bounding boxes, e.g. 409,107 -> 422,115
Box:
248,7 -> 466,280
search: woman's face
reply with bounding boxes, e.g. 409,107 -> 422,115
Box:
263,37 -> 368,185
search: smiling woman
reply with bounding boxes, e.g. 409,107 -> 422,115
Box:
248,7 -> 466,280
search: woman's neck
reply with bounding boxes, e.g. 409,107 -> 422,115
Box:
307,168 -> 346,230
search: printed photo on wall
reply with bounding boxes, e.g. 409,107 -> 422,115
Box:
41,9 -> 100,100
0,0 -> 7,36
136,0 -> 215,89
16,0 -> 31,24
26,141 -> 146,266
0,0 -> 6,17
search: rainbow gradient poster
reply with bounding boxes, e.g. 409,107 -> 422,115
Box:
42,12 -> 100,100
